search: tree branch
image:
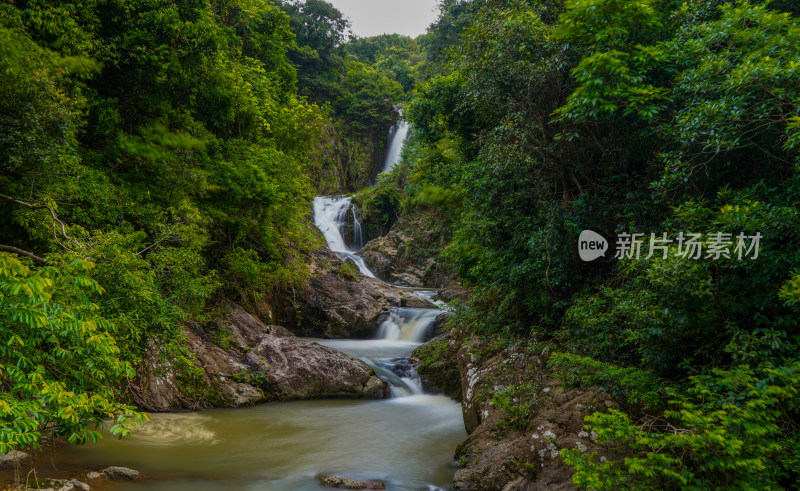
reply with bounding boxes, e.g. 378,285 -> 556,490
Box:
0,193 -> 84,252
0,245 -> 46,263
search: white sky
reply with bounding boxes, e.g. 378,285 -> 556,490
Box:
327,0 -> 440,38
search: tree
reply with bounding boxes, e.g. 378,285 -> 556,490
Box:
0,253 -> 146,451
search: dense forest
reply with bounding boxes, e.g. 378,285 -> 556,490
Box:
0,0 -> 407,452
2,0 -> 800,489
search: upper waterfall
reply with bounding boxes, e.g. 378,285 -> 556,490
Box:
380,120 -> 409,175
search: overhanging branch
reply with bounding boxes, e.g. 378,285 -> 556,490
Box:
0,245 -> 46,263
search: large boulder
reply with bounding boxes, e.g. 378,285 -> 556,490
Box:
359,216 -> 468,301
135,302 -> 386,411
0,450 -> 29,469
276,248 -> 430,338
101,466 -> 143,480
244,333 -> 385,400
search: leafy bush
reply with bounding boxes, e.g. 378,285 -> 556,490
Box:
549,353 -> 665,411
563,364 -> 800,489
0,254 -> 146,451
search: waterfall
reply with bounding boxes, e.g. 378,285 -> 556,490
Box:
313,196 -> 353,253
377,308 -> 440,343
369,359 -> 424,397
351,204 -> 364,250
380,120 -> 409,175
313,196 -> 376,278
312,196 -> 447,400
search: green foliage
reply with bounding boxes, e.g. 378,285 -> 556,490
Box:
370,0 -> 800,486
353,168 -> 407,236
347,34 -> 421,93
563,364 -> 800,489
333,258 -> 359,282
491,383 -> 539,431
549,353 -> 665,411
334,60 -> 404,131
0,0 -> 396,454
0,253 -> 146,452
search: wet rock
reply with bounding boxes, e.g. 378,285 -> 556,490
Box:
69,481 -> 90,491
412,331 -> 463,399
318,475 -> 386,490
0,450 -> 29,469
26,478 -> 73,491
244,334 -> 386,400
135,302 -> 386,411
277,248 -> 430,339
85,472 -> 104,480
432,312 -> 450,337
101,466 -> 142,480
359,216 -> 468,301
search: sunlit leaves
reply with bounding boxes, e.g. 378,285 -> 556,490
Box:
0,253 -> 145,452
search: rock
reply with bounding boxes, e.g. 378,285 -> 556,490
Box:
277,248 -> 431,338
318,475 -> 386,490
0,450 -> 29,469
134,302 -> 386,411
413,331 -> 463,399
448,331 -> 621,491
432,311 -> 450,337
23,478 -> 72,491
57,482 -> 75,491
359,216 -> 468,301
101,466 -> 143,480
85,472 -> 104,480
69,480 -> 91,491
243,335 -> 386,400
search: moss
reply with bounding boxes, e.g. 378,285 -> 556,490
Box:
211,325 -> 235,350
334,259 -> 359,282
414,335 -> 462,398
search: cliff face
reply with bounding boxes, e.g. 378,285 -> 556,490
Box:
415,331 -> 622,491
134,302 -> 386,412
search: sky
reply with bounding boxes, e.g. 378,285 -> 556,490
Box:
326,0 -> 440,38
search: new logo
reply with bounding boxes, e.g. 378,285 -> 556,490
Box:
578,230 -> 608,261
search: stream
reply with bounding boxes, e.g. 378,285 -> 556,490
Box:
13,123 -> 466,490
43,307 -> 463,491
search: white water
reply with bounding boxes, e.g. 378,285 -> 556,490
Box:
311,194 -> 449,398
313,196 -> 375,278
377,308 -> 440,342
380,120 -> 409,175
415,290 -> 450,310
313,196 -> 357,253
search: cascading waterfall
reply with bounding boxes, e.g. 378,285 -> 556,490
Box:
313,196 -> 354,252
312,194 -> 446,400
351,204 -> 364,250
380,119 -> 409,175
373,307 -> 441,397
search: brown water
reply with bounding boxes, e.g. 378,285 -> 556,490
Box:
37,338 -> 465,491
